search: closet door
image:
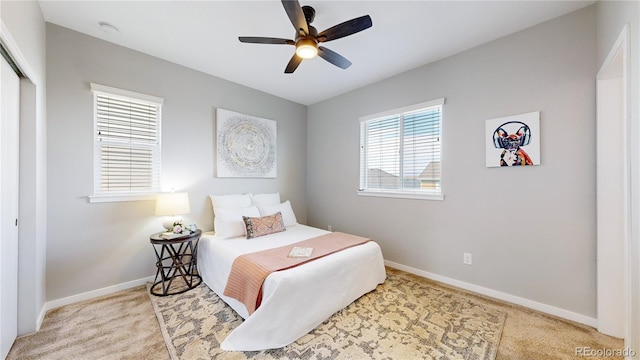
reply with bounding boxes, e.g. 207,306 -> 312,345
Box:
0,54 -> 20,359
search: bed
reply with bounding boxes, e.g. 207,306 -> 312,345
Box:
197,193 -> 386,351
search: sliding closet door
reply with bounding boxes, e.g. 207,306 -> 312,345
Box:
0,54 -> 20,359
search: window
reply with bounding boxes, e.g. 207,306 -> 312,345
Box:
359,98 -> 444,200
89,83 -> 163,203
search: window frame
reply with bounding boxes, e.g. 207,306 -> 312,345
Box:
88,83 -> 164,203
358,97 -> 445,201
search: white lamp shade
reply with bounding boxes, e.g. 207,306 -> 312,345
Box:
155,192 -> 191,216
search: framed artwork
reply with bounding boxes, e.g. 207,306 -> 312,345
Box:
216,108 -> 277,178
485,111 -> 540,167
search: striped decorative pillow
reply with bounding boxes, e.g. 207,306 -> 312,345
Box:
242,212 -> 286,239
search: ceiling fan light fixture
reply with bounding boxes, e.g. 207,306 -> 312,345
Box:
295,39 -> 318,59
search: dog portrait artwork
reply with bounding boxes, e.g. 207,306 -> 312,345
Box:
493,121 -> 532,166
485,111 -> 540,168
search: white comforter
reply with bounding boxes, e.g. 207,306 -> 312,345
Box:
197,225 -> 386,351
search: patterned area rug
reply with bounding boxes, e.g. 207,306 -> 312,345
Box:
149,268 -> 505,360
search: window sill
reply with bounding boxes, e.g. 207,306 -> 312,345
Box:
88,194 -> 157,203
357,190 -> 444,201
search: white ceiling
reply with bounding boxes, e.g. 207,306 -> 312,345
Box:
38,0 -> 594,105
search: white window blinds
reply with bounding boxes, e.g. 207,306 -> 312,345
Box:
91,84 -> 163,197
359,98 -> 444,198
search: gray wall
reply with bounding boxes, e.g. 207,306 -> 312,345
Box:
307,6 -> 598,317
596,0 -> 640,352
1,0 -> 47,335
46,24 -> 308,301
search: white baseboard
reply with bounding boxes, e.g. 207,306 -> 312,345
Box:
385,260 -> 598,328
41,276 -> 155,318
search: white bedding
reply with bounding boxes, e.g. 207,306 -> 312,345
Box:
197,224 -> 386,351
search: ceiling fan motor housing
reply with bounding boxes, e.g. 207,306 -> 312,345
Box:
302,5 -> 316,24
295,7 -> 318,56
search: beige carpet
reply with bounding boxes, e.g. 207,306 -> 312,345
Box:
150,269 -> 506,360
7,286 -> 168,360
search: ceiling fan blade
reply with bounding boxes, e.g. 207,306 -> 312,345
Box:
239,37 -> 295,45
317,15 -> 373,42
318,46 -> 352,69
281,0 -> 309,35
284,53 -> 303,73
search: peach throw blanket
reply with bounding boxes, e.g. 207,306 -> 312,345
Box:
223,232 -> 370,315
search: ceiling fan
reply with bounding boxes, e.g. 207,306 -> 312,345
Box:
239,0 -> 373,74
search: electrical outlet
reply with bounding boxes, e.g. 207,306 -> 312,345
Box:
328,225 -> 332,232
463,252 -> 472,265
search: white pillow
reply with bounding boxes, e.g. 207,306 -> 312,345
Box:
214,206 -> 260,239
250,192 -> 281,206
257,200 -> 298,227
210,194 -> 252,211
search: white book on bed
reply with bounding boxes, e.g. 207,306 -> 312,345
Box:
288,246 -> 313,258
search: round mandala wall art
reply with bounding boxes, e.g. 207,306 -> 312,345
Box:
216,108 -> 277,178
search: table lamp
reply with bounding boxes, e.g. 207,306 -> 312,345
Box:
155,192 -> 191,231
